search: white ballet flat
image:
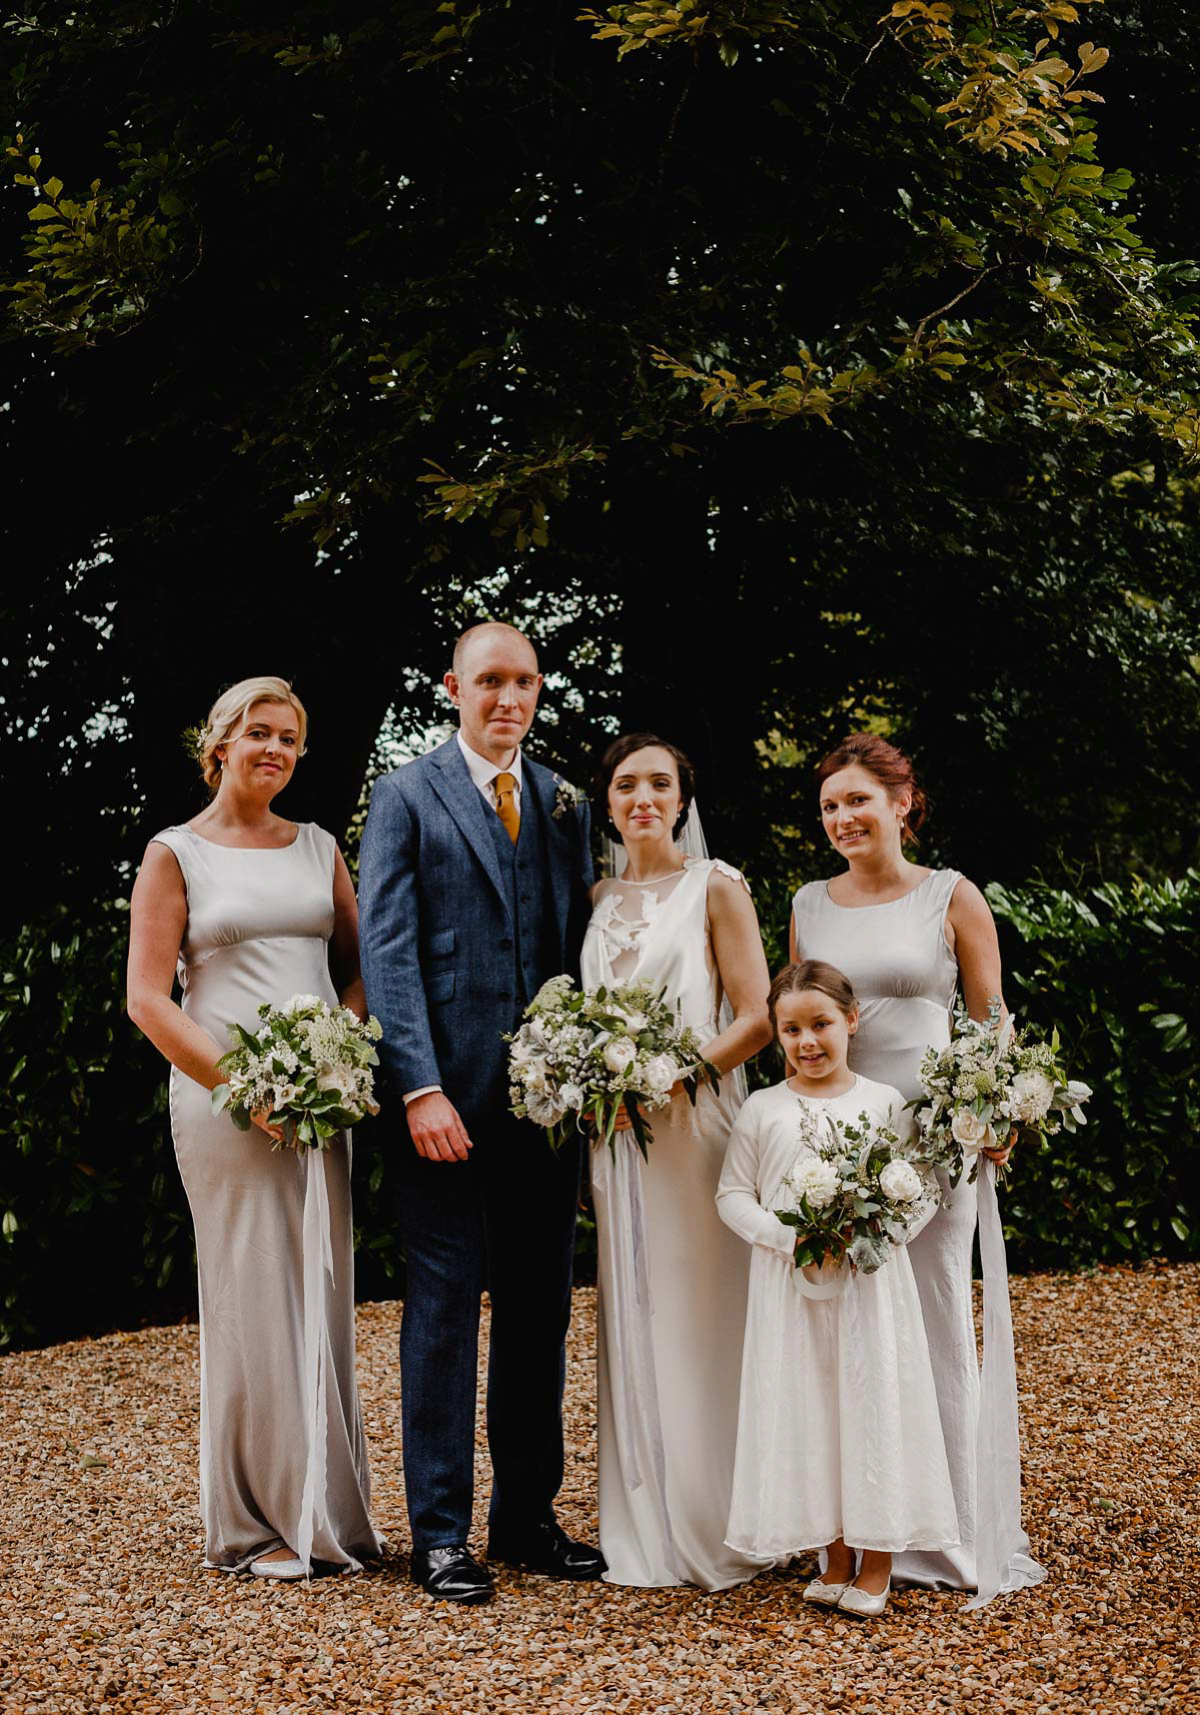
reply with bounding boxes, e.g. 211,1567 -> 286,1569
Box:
250,1555 -> 308,1581
837,1578 -> 890,1617
802,1576 -> 853,1607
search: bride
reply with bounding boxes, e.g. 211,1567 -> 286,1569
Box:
582,732 -> 772,1589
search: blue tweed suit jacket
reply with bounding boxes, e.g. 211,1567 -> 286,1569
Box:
357,737 -> 594,1125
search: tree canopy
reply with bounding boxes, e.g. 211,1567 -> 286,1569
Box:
2,0 -> 1198,906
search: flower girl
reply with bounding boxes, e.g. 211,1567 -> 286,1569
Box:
716,961 -> 959,1617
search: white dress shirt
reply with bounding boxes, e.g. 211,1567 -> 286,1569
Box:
455,728 -> 524,811
403,731 -> 524,1106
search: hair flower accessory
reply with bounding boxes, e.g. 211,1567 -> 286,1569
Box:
182,723 -> 211,764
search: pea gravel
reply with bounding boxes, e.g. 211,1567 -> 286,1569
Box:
1,1263 -> 1196,1715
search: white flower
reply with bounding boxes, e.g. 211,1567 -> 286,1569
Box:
552,776 -> 583,820
603,1038 -> 638,1075
1064,1079 -> 1093,1106
793,1158 -> 841,1210
316,1062 -> 357,1101
560,1082 -> 585,1112
641,1054 -> 680,1096
915,1105 -> 935,1134
1009,1070 -> 1056,1124
951,1109 -> 996,1154
522,1059 -> 553,1093
879,1159 -> 923,1203
286,993 -> 324,1013
272,1082 -> 299,1109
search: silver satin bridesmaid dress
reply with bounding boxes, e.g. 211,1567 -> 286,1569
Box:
792,870 -> 1045,1604
152,824 -> 379,1573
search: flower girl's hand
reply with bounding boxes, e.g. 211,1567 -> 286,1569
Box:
252,1108 -> 286,1144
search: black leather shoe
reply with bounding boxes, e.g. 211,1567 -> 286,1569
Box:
486,1519 -> 607,1581
411,1545 -> 494,1604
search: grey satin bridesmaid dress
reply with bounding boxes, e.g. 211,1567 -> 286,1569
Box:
153,823 -> 379,1573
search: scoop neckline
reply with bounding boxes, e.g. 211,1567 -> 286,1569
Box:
182,821 -> 304,852
788,1072 -> 859,1104
822,870 -> 935,911
616,863 -> 692,888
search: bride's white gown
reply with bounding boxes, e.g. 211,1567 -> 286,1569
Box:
582,859 -> 760,1590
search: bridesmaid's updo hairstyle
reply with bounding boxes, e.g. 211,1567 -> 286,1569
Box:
192,676 -> 309,793
768,960 -> 857,1031
815,732 -> 929,849
594,732 -> 696,840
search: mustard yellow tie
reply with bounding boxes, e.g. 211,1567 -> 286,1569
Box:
494,771 -> 520,843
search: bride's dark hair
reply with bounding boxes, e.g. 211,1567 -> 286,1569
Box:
815,732 -> 929,849
593,732 -> 695,840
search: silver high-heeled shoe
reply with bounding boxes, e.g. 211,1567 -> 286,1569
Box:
250,1555 -> 308,1581
802,1576 -> 853,1607
837,1577 -> 890,1617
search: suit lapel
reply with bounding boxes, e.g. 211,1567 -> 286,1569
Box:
429,740 -> 512,919
524,758 -> 573,952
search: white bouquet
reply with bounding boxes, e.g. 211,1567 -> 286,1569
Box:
212,994 -> 382,1152
506,975 -> 719,1154
775,1106 -> 936,1276
912,996 -> 1092,1186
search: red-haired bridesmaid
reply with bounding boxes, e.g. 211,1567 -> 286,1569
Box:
788,733 -> 1045,1608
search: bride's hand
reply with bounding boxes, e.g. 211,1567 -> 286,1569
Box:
252,1108 -> 286,1144
611,1101 -> 637,1132
983,1125 -> 1017,1166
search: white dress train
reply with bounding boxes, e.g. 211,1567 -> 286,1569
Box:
582,859 -> 761,1590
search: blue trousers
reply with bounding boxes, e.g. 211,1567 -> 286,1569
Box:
392,1112 -> 583,1551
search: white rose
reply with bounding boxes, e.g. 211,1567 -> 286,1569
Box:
793,1158 -> 841,1211
1009,1070 -> 1055,1124
951,1109 -> 996,1154
879,1159 -> 923,1203
603,1038 -> 637,1075
286,993 -> 324,1013
623,1011 -> 648,1033
640,1054 -> 680,1096
316,1063 -> 357,1100
560,1083 -> 585,1112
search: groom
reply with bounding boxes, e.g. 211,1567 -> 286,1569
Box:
358,621 -> 603,1603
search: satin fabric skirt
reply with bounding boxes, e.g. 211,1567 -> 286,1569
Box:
592,1096 -> 761,1590
172,1071 -> 379,1570
891,1169 -> 980,1588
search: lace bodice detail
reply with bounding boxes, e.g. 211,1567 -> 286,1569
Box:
589,858 -> 748,982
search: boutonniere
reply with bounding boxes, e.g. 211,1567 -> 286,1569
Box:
552,775 -> 584,820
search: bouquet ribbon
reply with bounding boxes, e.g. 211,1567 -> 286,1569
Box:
966,1159 -> 1047,1610
295,1145 -> 337,1576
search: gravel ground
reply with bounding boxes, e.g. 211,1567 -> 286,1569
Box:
1,1263 -> 1197,1715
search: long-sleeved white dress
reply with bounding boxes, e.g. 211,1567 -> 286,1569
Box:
717,1075 -> 959,1561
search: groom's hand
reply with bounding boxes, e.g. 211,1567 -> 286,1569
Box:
407,1092 -> 473,1162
